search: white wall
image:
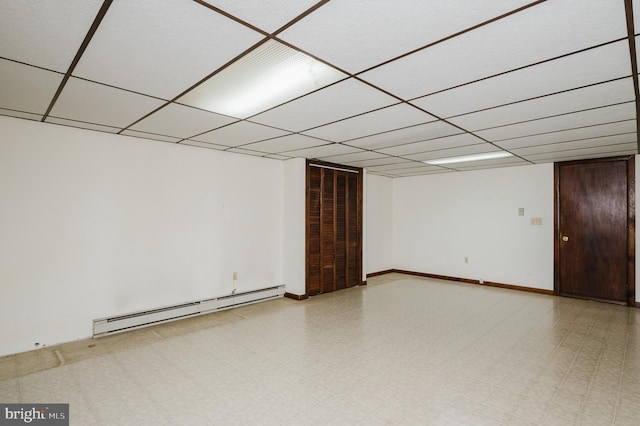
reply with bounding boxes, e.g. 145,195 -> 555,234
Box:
365,173 -> 393,274
392,163 -> 554,290
0,116 -> 284,356
282,158 -> 306,296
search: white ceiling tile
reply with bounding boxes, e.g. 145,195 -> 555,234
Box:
452,157 -> 529,171
346,120 -> 463,150
202,0 -> 318,33
532,150 -> 638,164
264,153 -> 293,160
179,140 -> 229,151
367,161 -> 430,172
279,0 -> 532,74
319,151 -> 387,163
73,0 -> 263,99
402,143 -> 500,162
513,133 -> 637,156
49,77 -> 166,128
412,41 -> 631,118
0,60 -> 63,114
360,0 -> 628,99
378,133 -> 485,156
0,109 -> 43,121
120,130 -> 182,144
349,157 -> 409,168
449,78 -> 635,131
241,134 -> 326,153
250,78 -> 397,132
303,104 -> 435,142
477,102 -> 637,142
226,147 -> 269,157
283,143 -> 360,159
496,120 -> 637,150
0,0 -> 103,72
525,144 -> 637,162
130,103 -> 236,139
45,117 -> 120,134
390,167 -> 453,176
191,121 -> 290,147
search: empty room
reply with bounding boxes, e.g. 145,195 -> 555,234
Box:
1,1 -> 640,425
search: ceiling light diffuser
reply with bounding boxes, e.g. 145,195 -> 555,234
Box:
178,40 -> 346,118
423,151 -> 513,165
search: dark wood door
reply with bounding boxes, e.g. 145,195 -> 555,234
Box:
556,157 -> 633,304
306,161 -> 362,296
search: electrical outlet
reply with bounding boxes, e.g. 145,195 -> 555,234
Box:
233,272 -> 238,281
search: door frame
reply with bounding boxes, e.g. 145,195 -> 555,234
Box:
553,156 -> 636,306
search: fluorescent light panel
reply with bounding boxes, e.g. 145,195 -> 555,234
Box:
178,40 -> 346,118
424,151 -> 513,165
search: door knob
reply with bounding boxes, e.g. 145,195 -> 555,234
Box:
562,235 -> 569,242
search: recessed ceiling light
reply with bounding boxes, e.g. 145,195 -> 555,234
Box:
423,151 -> 513,165
177,40 -> 346,118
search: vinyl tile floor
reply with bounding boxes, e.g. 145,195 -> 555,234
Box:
1,273 -> 639,425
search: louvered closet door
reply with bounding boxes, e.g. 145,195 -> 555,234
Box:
306,161 -> 362,296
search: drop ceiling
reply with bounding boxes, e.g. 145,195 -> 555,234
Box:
1,0 -> 639,177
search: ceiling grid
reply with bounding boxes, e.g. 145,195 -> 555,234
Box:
0,0 -> 638,176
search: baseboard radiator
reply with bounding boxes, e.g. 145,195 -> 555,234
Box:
93,285 -> 285,337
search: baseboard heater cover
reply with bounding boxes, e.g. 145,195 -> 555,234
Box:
93,285 -> 285,337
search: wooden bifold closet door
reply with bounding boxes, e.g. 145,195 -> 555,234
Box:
306,161 -> 362,296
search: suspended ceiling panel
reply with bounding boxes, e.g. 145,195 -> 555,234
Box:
190,121 -> 290,147
46,117 -> 120,134
477,102 -> 637,142
412,41 -> 632,119
346,120 -> 463,150
47,77 -> 166,128
449,78 -> 634,131
403,143 -> 504,162
452,157 -> 530,171
203,0 -> 319,33
526,144 -> 638,162
250,78 -> 397,132
1,0 -> 637,177
320,150 -> 388,163
0,0 -> 103,72
129,104 -> 237,139
513,133 -> 637,156
282,143 -> 361,159
496,120 -> 637,151
303,103 -> 435,142
377,133 -> 486,156
73,0 -> 263,100
120,130 -> 182,144
278,0 -> 533,74
0,60 -> 63,116
240,134 -> 327,154
359,0 -> 628,99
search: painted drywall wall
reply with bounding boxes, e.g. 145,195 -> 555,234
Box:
0,116 -> 284,356
365,173 -> 393,274
392,163 -> 554,290
282,157 -> 306,296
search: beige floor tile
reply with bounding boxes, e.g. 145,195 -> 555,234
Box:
1,273 -> 638,425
